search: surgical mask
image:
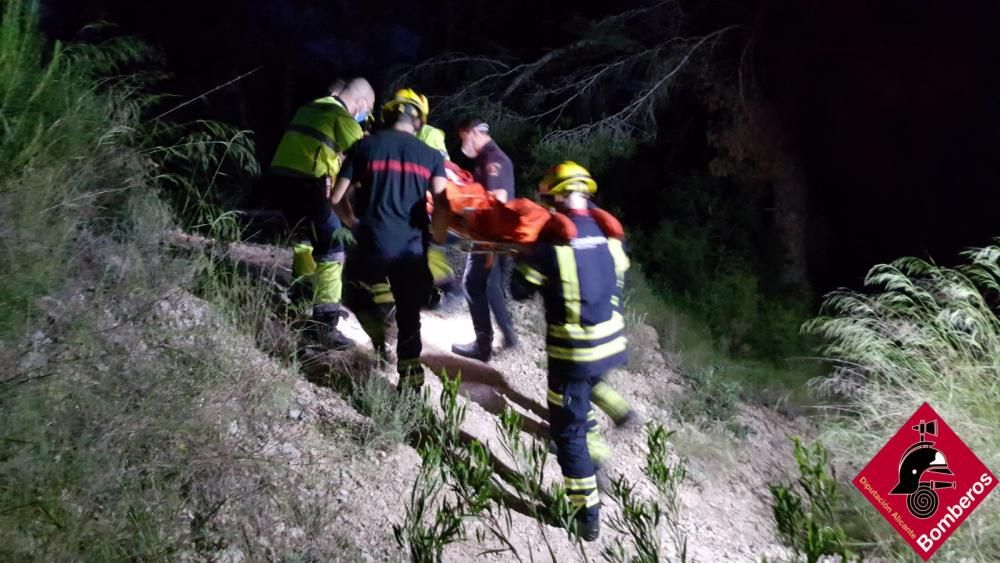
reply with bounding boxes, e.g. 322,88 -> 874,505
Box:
354,109 -> 370,123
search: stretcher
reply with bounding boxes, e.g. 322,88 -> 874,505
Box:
431,162 -> 626,255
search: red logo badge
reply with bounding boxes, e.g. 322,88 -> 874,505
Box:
853,403 -> 997,560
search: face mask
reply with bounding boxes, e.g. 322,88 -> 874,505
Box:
355,109 -> 370,123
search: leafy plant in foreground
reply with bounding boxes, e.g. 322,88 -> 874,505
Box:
769,438 -> 854,563
602,423 -> 688,563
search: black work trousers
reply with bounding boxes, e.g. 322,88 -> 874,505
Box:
345,251 -> 433,386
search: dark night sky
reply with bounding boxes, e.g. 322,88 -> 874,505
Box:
39,0 -> 1000,291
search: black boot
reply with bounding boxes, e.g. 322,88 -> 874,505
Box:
501,333 -> 520,351
451,339 -> 492,362
575,508 -> 600,542
309,307 -> 354,351
613,409 -> 642,429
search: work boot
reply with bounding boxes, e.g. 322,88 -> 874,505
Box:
425,287 -> 443,310
397,360 -> 426,392
501,334 -> 520,351
309,307 -> 354,351
451,340 -> 491,363
613,409 -> 642,429
575,510 -> 600,542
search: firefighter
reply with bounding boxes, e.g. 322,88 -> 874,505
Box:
342,89 -> 458,327
270,77 -> 375,349
509,161 -> 630,542
331,88 -> 449,389
451,118 -> 519,362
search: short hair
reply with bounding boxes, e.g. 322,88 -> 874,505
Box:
395,108 -> 421,124
458,117 -> 490,134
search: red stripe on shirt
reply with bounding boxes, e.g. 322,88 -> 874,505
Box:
369,159 -> 432,179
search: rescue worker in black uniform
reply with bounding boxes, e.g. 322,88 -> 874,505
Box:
451,118 -> 519,362
510,161 -> 630,542
331,89 -> 449,389
270,77 -> 375,349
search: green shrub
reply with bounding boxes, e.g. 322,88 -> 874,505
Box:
602,423 -> 688,563
349,376 -> 425,450
699,263 -> 761,355
670,365 -> 746,437
769,438 -> 855,563
748,291 -> 814,361
625,170 -> 812,363
393,446 -> 465,563
530,129 -> 638,186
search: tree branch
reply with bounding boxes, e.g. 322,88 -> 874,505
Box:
500,39 -> 596,100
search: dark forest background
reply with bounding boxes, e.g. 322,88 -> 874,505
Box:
39,0 -> 1000,361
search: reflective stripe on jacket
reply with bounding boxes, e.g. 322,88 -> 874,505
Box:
512,210 -> 629,377
271,96 -> 363,179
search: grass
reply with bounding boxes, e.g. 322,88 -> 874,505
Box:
0,0 -> 148,338
625,265 -> 824,436
807,251 -> 1000,561
349,376 -> 426,451
0,189 -> 293,559
0,3 -> 348,559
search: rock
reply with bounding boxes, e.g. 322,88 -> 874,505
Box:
279,443 -> 301,461
213,546 -> 245,563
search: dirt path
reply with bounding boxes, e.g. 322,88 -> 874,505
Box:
174,234 -> 802,561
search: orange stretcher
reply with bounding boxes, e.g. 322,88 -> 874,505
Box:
428,162 -> 625,253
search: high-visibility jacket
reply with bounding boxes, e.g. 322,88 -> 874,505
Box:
271,96 -> 363,179
512,209 -> 629,377
417,125 -> 449,160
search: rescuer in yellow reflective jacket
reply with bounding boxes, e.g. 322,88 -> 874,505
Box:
270,77 -> 375,349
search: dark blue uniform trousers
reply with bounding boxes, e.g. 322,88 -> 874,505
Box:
463,252 -> 516,346
547,371 -> 603,527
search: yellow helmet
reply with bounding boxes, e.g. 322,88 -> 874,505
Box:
383,88 -> 429,119
538,161 -> 597,196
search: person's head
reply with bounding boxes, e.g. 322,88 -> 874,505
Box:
381,88 -> 429,134
328,78 -> 347,97
538,161 -> 597,210
457,118 -> 492,158
339,78 -> 375,123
